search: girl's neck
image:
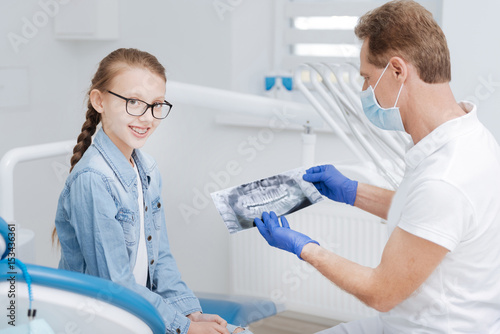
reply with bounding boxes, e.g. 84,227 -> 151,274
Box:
101,128 -> 135,167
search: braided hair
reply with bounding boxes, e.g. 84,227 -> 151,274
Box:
53,48 -> 166,243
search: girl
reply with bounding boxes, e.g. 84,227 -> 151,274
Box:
54,48 -> 247,334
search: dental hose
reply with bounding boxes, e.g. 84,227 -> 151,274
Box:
16,258 -> 37,319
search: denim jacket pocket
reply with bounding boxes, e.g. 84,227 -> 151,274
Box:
115,208 -> 137,246
151,196 -> 162,230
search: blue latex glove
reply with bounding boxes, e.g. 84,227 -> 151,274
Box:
302,164 -> 358,205
254,211 -> 319,260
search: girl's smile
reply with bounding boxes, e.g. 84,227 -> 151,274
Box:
90,66 -> 166,161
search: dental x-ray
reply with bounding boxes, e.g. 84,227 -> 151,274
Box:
211,167 -> 323,234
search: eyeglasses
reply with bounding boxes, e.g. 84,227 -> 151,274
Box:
107,91 -> 172,119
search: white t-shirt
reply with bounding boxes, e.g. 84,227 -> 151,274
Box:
132,161 -> 148,286
381,102 -> 500,333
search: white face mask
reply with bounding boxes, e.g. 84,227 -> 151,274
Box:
360,63 -> 405,132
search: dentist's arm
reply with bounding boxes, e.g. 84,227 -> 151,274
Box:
303,165 -> 394,220
300,227 -> 448,312
354,183 -> 394,220
255,212 -> 448,312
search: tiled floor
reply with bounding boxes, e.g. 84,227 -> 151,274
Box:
248,311 -> 342,334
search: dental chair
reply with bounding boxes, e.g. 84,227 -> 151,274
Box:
0,217 -> 165,333
0,216 -> 280,333
197,291 -> 282,327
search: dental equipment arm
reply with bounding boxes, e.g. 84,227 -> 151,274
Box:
0,140 -> 74,224
295,63 -> 408,190
0,217 -> 8,260
315,64 -> 403,188
294,65 -> 367,162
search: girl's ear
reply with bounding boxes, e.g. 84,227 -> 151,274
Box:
90,89 -> 105,114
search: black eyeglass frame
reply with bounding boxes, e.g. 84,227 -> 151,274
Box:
107,90 -> 172,119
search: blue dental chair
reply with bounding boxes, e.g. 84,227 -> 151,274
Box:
0,217 -> 280,332
0,217 -> 165,333
197,291 -> 280,327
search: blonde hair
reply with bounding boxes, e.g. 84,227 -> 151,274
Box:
355,0 -> 451,83
53,48 -> 166,243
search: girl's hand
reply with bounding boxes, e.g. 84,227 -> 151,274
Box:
187,312 -> 227,327
187,312 -> 246,333
187,321 -> 230,334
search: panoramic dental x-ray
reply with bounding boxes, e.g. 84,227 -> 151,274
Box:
211,167 -> 323,234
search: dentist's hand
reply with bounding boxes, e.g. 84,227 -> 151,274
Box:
302,165 -> 358,205
254,211 -> 319,260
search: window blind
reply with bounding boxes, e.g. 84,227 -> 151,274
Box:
277,0 -> 443,71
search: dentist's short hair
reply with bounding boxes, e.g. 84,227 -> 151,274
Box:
355,0 -> 451,84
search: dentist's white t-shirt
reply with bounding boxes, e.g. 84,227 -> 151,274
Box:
381,102 -> 500,333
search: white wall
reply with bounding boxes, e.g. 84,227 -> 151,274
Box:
1,0 -> 499,297
0,0 -> 234,293
442,0 -> 500,142
0,1 -> 84,269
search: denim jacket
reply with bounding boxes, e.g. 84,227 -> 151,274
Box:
55,129 -> 202,334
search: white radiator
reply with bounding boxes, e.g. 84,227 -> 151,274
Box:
229,200 -> 388,322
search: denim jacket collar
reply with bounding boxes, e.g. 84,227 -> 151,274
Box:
93,128 -> 153,191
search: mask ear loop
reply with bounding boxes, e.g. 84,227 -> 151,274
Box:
373,62 -> 405,108
393,83 -> 405,108
373,63 -> 391,91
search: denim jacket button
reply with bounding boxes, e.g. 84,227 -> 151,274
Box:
147,235 -> 152,241
176,329 -> 181,334
150,259 -> 154,265
157,202 -> 161,209
145,206 -> 148,212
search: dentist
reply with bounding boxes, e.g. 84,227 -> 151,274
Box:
254,1 -> 500,333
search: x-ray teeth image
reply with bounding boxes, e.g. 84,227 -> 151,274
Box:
211,167 -> 323,234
